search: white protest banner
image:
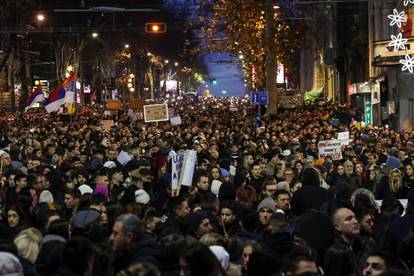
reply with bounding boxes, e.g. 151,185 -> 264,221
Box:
337,131 -> 350,146
318,139 -> 343,160
171,151 -> 185,192
179,150 -> 197,187
144,103 -> 169,122
170,116 -> 182,126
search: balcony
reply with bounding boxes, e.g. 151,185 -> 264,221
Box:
373,36 -> 414,67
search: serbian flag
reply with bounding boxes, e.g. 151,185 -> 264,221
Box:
63,73 -> 76,104
44,73 -> 76,113
24,84 -> 44,112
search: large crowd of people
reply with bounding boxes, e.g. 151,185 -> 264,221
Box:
0,96 -> 414,276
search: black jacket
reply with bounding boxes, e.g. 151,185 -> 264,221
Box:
291,186 -> 328,216
112,233 -> 160,273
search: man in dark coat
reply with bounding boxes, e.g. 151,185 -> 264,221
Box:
383,190 -> 414,254
110,213 -> 160,273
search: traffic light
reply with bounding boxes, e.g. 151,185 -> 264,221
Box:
145,23 -> 167,33
212,79 -> 217,85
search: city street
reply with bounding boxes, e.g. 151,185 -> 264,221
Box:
1,1 -> 414,276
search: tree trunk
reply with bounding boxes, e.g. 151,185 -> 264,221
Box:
265,0 -> 277,114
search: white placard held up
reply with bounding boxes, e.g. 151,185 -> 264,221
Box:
170,116 -> 182,126
318,139 -> 343,160
337,131 -> 350,145
179,150 -> 197,187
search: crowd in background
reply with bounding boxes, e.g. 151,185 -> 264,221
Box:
0,96 -> 414,276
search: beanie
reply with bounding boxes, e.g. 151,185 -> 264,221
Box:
257,197 -> 276,213
94,184 -> 109,199
135,189 -> 150,205
103,161 -> 117,169
183,211 -> 208,236
39,190 -> 54,204
386,156 -> 401,169
220,168 -> 230,178
78,184 -> 93,195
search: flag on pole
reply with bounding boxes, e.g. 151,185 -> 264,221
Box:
24,84 -> 44,112
63,73 -> 76,104
44,73 -> 76,113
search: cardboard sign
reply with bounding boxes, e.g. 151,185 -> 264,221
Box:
179,150 -> 197,187
106,100 -> 122,110
101,120 -> 114,132
144,103 -> 169,122
318,139 -> 343,160
170,116 -> 182,126
337,131 -> 350,146
129,97 -> 144,109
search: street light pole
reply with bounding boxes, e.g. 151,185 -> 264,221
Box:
265,0 -> 278,115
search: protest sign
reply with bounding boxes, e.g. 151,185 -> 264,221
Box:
318,139 -> 343,160
106,100 -> 122,110
338,131 -> 350,146
170,116 -> 182,126
144,103 -> 169,122
179,150 -> 197,187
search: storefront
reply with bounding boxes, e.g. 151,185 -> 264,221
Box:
348,81 -> 381,125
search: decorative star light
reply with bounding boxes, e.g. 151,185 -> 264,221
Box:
388,9 -> 406,28
400,54 -> 414,73
388,33 -> 408,51
404,0 -> 414,6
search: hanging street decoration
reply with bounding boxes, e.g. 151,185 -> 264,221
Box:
388,33 -> 408,51
389,3 -> 414,72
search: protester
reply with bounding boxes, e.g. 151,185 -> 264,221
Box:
0,97 -> 413,275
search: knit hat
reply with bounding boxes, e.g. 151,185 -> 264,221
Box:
183,211 -> 208,236
257,197 -> 276,213
94,184 -> 109,199
220,168 -> 230,178
39,190 -> 54,204
78,184 -> 93,195
209,245 -> 230,271
0,252 -> 23,276
135,189 -> 150,205
73,209 -> 101,229
103,161 -> 117,169
386,156 -> 401,169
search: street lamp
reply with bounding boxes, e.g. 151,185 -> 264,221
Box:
165,59 -> 169,64
92,32 -> 99,38
124,44 -> 130,49
147,52 -> 152,56
36,13 -> 45,22
174,62 -> 179,67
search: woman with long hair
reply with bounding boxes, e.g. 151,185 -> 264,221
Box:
375,168 -> 408,199
403,163 -> 414,190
